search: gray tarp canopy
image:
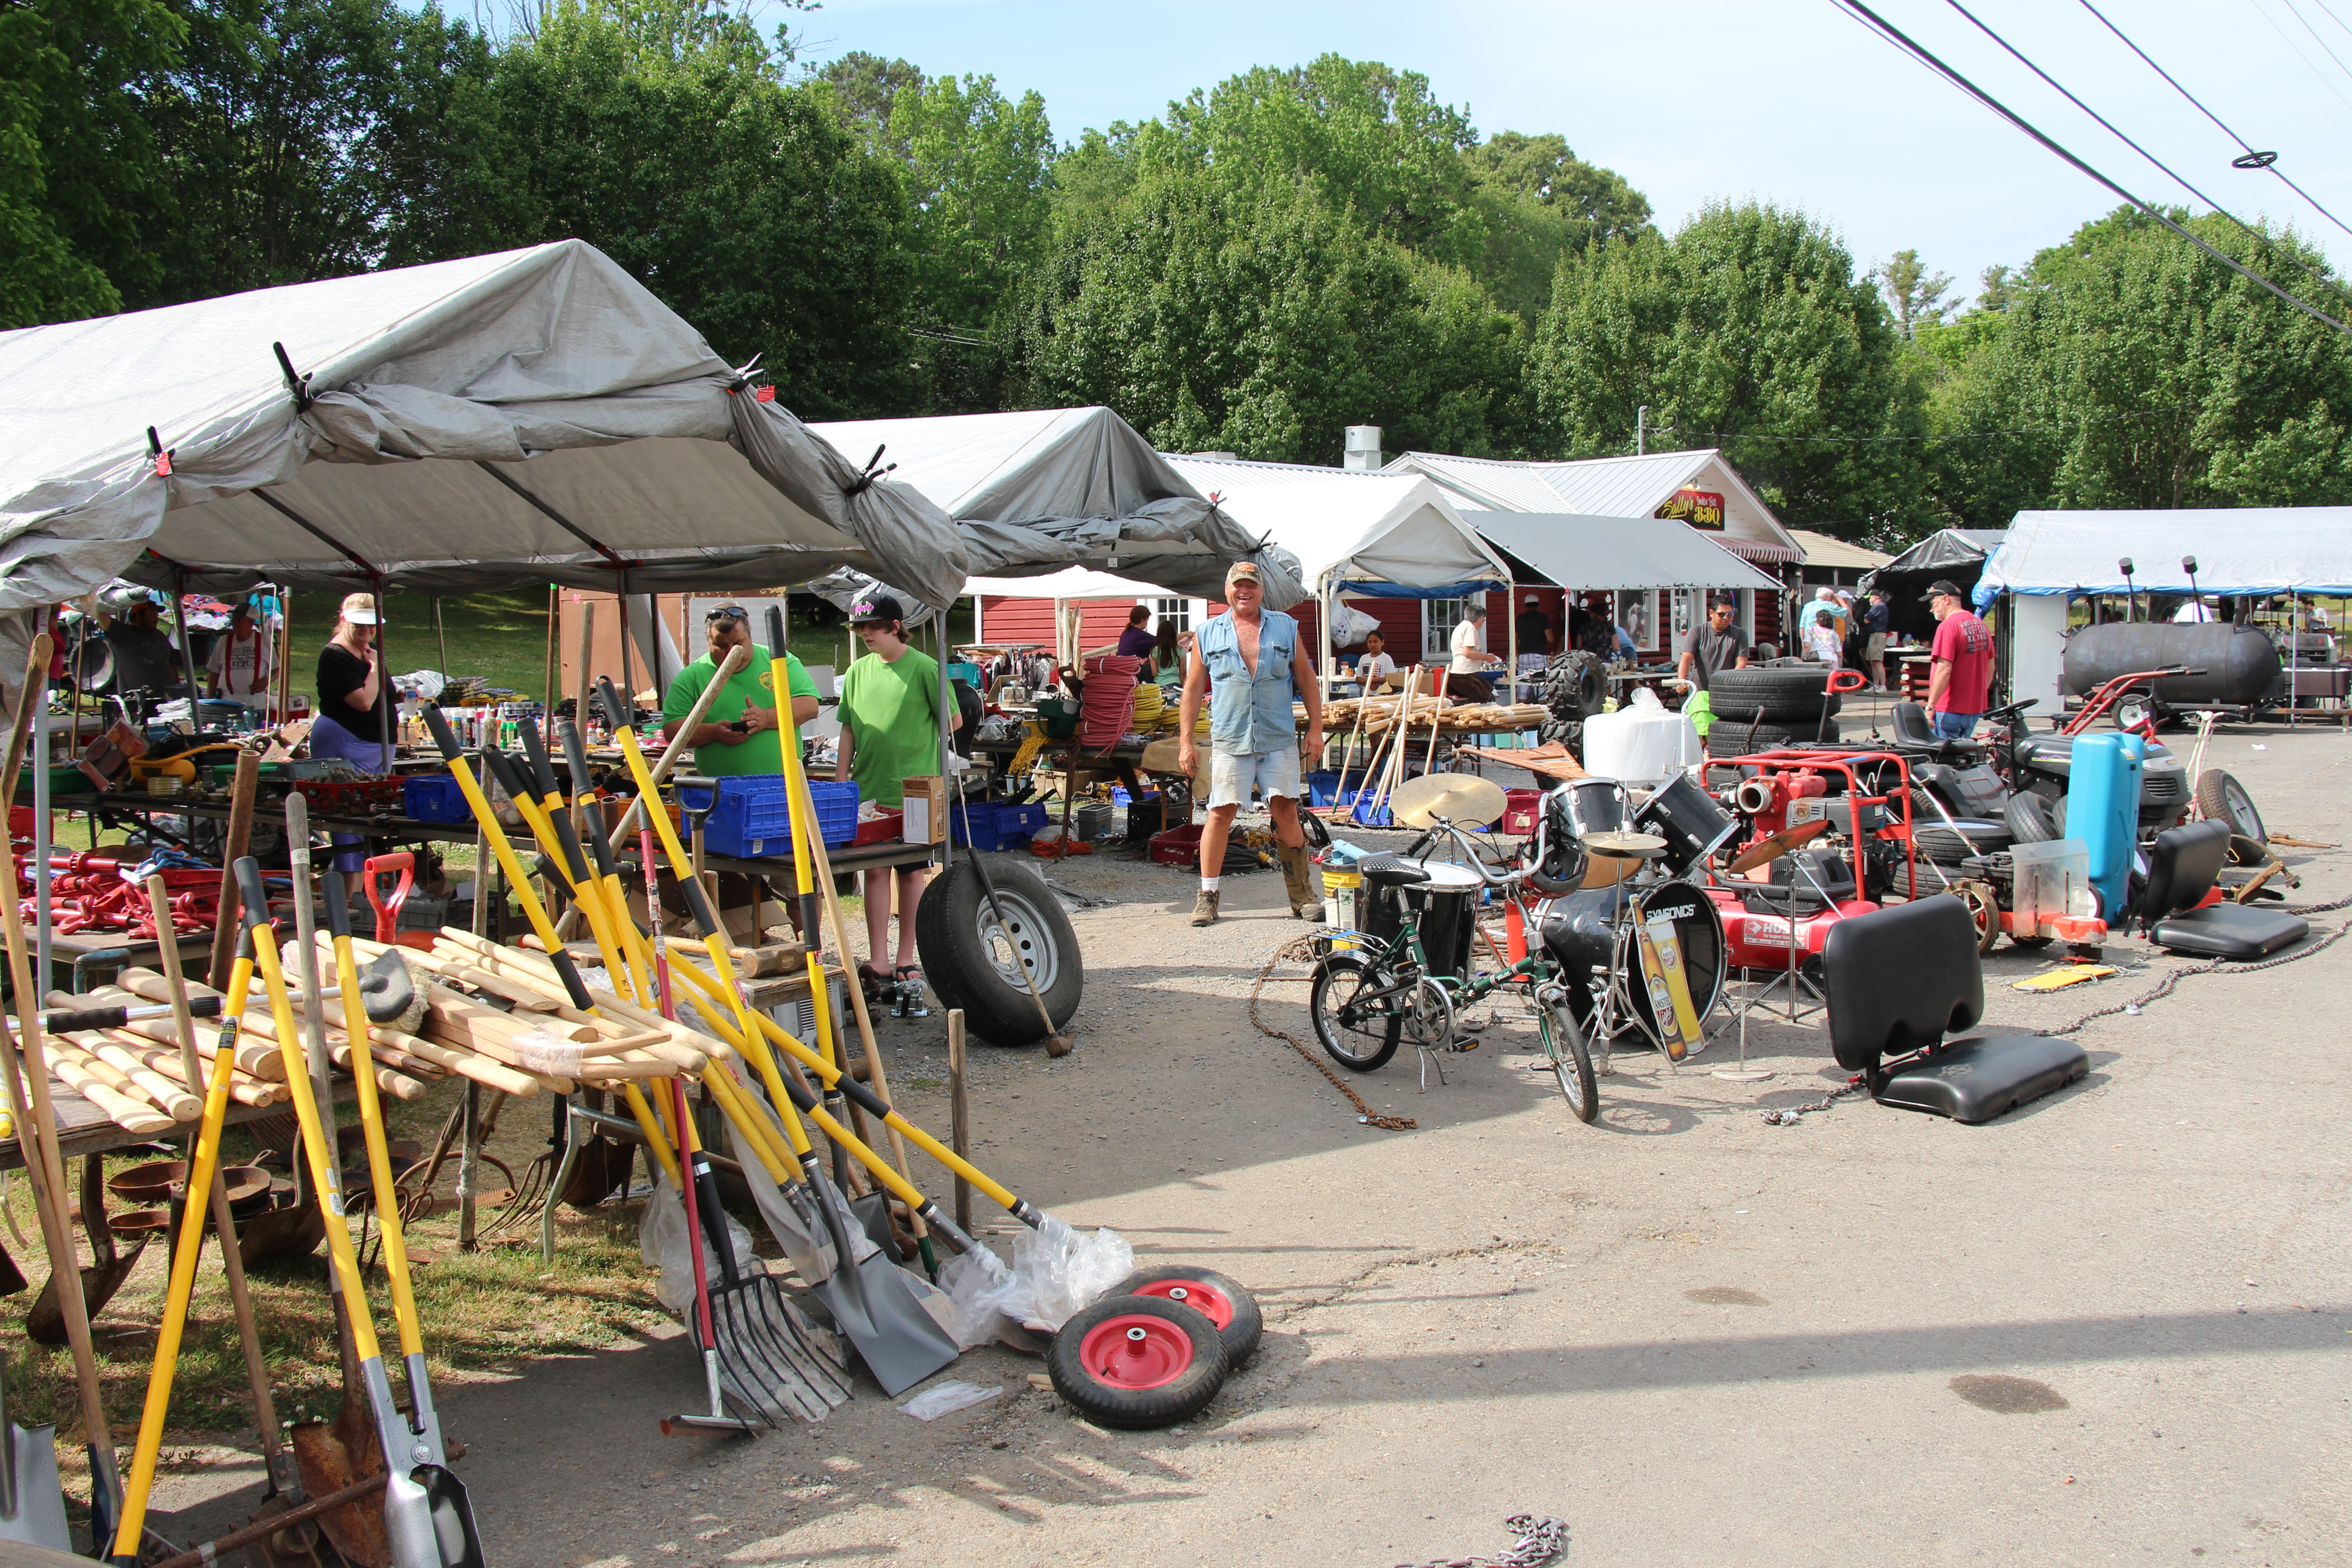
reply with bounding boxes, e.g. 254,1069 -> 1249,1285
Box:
1861,528 -> 2006,587
0,240 -> 973,632
1465,511 -> 1777,592
809,408 -> 1308,608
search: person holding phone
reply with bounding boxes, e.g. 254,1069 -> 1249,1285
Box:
662,603 -> 819,776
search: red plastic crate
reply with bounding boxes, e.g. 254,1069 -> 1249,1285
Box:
853,808 -> 903,846
1502,787 -> 1543,836
1148,823 -> 1205,867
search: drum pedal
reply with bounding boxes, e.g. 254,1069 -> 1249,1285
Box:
890,979 -> 929,1019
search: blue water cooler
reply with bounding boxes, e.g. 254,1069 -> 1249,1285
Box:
2067,732 -> 2142,922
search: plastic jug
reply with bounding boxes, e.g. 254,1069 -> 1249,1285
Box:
1581,689 -> 1700,784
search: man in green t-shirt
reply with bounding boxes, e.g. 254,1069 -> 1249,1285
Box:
837,594 -> 958,993
662,603 -> 818,777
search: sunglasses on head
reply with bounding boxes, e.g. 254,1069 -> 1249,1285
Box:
705,605 -> 749,623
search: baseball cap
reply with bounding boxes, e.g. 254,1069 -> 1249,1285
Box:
848,593 -> 904,626
1225,561 -> 1263,587
1523,594 -> 1539,605
1921,579 -> 1965,603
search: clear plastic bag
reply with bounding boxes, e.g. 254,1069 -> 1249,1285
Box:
637,1170 -> 757,1316
936,1217 -> 1132,1348
897,1380 -> 1002,1421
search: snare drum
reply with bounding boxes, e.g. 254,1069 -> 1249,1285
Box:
1362,858 -> 1483,979
1550,777 -> 1630,837
1633,771 -> 1740,876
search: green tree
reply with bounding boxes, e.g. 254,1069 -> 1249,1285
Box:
1530,200 -> 1926,536
1010,172 -> 1528,462
391,0 -> 919,417
1462,130 -> 1652,321
1875,248 -> 1954,341
0,0 -> 184,326
1922,206 -> 2352,519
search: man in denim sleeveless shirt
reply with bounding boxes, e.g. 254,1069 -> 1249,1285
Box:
1178,561 -> 1326,926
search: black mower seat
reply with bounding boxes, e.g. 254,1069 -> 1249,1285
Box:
1888,700 -> 1940,750
1821,897 -> 2087,1122
1359,854 -> 1432,891
2140,820 -> 2308,959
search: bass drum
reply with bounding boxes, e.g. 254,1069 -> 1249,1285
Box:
1537,879 -> 1727,1049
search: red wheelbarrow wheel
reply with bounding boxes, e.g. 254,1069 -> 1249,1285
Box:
1047,1295 -> 1228,1429
1109,1264 -> 1262,1367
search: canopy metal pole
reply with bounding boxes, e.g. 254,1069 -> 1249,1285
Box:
372,574 -> 392,773
173,569 -> 203,710
434,594 -> 448,675
617,575 -> 634,710
275,586 -> 294,723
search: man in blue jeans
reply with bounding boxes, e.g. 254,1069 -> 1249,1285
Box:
1924,578 -> 1993,740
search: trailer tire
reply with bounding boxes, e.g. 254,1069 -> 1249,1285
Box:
1047,1295 -> 1229,1429
916,858 -> 1082,1046
1109,1265 -> 1263,1366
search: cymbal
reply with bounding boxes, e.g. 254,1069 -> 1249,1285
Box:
1726,817 -> 1833,874
1583,831 -> 1669,860
1391,772 -> 1508,829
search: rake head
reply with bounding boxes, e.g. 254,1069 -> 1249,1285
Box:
706,1270 -> 851,1424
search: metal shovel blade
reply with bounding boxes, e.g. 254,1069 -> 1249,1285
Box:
805,1169 -> 959,1396
0,1350 -> 70,1552
381,1463 -> 485,1568
706,1271 -> 852,1423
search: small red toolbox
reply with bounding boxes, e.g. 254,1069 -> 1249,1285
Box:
1502,787 -> 1543,835
1148,823 -> 1205,867
853,808 -> 904,846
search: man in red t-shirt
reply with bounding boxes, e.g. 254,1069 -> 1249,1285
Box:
1924,578 -> 1993,739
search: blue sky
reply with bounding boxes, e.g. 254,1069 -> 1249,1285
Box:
764,0 -> 2352,310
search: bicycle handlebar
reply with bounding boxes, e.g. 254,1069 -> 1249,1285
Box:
1421,815 -> 1532,888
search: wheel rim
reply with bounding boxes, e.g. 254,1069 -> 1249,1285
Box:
1077,1314 -> 1196,1389
1541,1006 -> 1590,1115
1133,1279 -> 1234,1331
1408,978 -> 1453,1045
975,887 -> 1060,994
1319,963 -> 1395,1063
2224,779 -> 2264,839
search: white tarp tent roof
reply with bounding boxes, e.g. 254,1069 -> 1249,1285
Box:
0,240 -> 970,620
964,565 -> 1169,599
1465,511 -> 1777,592
1161,456 -> 1507,595
1386,448 -> 1805,567
808,407 -> 1301,605
1981,509 -> 2352,596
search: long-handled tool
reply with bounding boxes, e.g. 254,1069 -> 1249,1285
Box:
323,867 -> 485,1560
659,1073 -> 759,1439
0,633 -> 122,1547
230,860 -> 487,1568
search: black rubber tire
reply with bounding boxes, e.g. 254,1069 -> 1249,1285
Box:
1540,999 -> 1599,1124
1707,694 -> 1842,723
1916,821 -> 2013,863
915,858 -> 1082,1047
2229,833 -> 2269,867
1709,666 -> 1841,709
2004,791 -> 2060,844
1309,954 -> 1401,1071
2195,769 -> 2267,858
1543,651 -> 1607,719
1109,1264 -> 1263,1367
1047,1294 -> 1229,1429
1703,716 -> 1841,756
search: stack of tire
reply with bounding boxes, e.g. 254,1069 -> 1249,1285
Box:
1701,663 -> 1844,759
1046,1264 -> 1261,1427
1539,651 -> 1606,751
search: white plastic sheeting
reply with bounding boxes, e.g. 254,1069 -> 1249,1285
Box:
1162,456 -> 1507,595
1981,508 -> 2352,595
0,240 -> 970,618
963,565 -> 1174,600
1464,511 -> 1776,592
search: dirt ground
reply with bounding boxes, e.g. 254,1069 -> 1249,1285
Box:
138,715 -> 2351,1567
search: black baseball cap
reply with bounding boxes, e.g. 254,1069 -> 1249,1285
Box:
849,593 -> 905,626
1921,579 -> 1965,603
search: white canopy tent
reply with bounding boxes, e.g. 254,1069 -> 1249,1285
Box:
1980,508 -> 2352,597
1162,454 -> 1509,685
1465,511 -> 1778,593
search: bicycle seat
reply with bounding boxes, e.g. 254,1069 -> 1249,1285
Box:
1359,854 -> 1432,891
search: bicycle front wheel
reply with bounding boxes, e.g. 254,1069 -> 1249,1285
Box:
1539,995 -> 1599,1123
1310,954 -> 1403,1072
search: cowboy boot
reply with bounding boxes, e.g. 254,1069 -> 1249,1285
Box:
1277,842 -> 1325,921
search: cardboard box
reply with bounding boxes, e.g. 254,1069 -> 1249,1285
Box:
901,776 -> 950,843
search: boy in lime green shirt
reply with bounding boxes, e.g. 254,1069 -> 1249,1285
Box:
837,594 -> 958,990
662,603 -> 818,776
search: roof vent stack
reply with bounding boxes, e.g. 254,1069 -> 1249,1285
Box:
1343,426 -> 1383,472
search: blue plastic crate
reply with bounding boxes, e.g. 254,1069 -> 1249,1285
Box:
950,800 -> 1051,852
680,777 -> 858,858
403,773 -> 473,824
1341,788 -> 1392,828
1304,769 -> 1342,807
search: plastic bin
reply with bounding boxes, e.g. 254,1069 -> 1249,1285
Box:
950,800 -> 1052,852
1340,789 -> 1392,828
403,773 -> 473,824
1304,770 -> 1342,807
1073,801 -> 1114,842
947,662 -> 982,688
680,777 -> 858,858
1149,823 -> 1205,867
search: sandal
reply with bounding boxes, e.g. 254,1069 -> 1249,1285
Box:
893,965 -> 926,991
857,963 -> 893,1001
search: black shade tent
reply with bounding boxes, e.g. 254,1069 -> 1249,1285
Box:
1859,528 -> 2007,639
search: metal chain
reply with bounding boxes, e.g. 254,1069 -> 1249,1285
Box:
1250,933 -> 1416,1131
1394,1513 -> 1570,1568
2042,914 -> 2352,1036
1762,1075 -> 1868,1125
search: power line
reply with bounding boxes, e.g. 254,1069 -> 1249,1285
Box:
2281,0 -> 2352,85
2077,0 -> 2352,240
2244,0 -> 2352,115
1660,404 -> 2199,447
1828,0 -> 2352,339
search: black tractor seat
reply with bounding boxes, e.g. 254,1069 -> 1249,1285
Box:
1886,700 -> 1986,762
2138,820 -> 2308,959
1359,854 -> 1433,891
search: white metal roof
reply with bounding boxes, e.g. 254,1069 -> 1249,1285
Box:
1387,448 -> 1804,565
1470,512 -> 1778,591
